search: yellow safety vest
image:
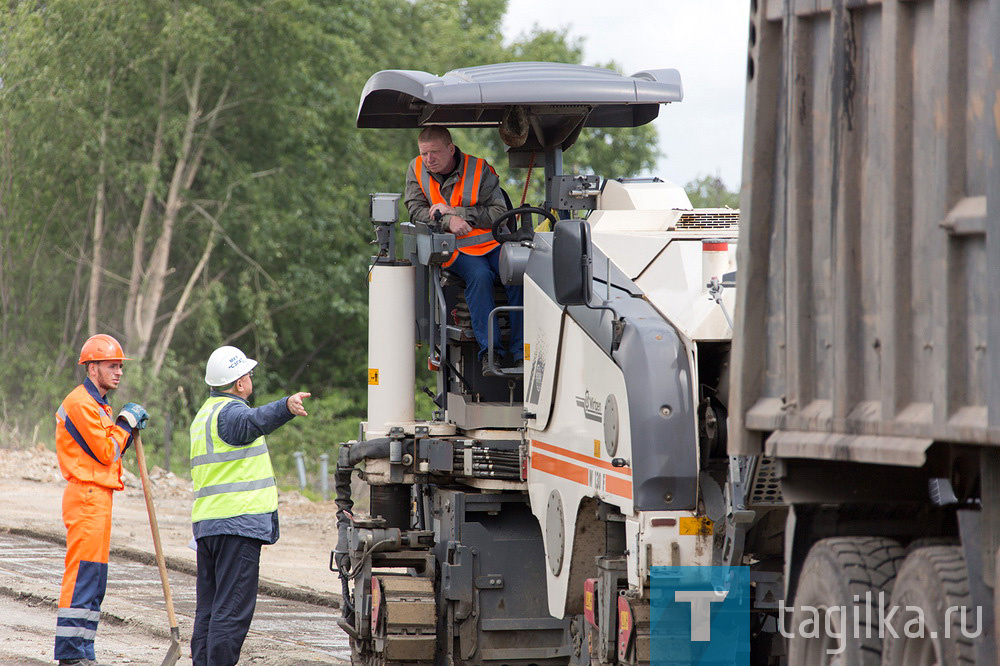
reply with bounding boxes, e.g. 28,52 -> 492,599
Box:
190,395 -> 278,525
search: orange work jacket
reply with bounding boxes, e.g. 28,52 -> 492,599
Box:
55,378 -> 131,490
415,153 -> 499,267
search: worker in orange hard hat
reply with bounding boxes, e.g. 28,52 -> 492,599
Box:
54,334 -> 149,666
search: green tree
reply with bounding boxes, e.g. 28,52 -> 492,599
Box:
0,0 -> 667,479
459,25 -> 661,208
685,174 -> 740,209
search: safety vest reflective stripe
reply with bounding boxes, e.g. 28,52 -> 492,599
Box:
190,401 -> 271,466
190,396 -> 278,523
415,154 -> 498,267
197,401 -> 226,453
191,443 -> 269,467
194,477 -> 277,499
463,155 -> 484,206
417,156 -> 434,204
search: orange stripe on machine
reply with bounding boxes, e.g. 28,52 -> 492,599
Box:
531,451 -> 588,485
605,474 -> 633,500
530,446 -> 634,500
531,439 -> 632,477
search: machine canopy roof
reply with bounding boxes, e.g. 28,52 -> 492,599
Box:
356,62 -> 683,138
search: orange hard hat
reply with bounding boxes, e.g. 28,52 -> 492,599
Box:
78,334 -> 131,365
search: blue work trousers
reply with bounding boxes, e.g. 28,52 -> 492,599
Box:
192,534 -> 262,666
449,247 -> 523,361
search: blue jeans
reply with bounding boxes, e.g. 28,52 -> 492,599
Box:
449,247 -> 523,362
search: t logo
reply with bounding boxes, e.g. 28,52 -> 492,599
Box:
674,589 -> 729,641
652,566 -> 751,665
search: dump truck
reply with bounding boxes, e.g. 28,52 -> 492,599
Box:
731,0 -> 1000,664
332,62 -> 787,664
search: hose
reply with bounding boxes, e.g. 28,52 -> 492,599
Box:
333,438 -> 405,619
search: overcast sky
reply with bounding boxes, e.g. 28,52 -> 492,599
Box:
502,0 -> 749,191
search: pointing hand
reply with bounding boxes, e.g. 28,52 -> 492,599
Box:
287,392 -> 311,417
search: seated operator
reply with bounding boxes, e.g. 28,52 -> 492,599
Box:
404,126 -> 523,372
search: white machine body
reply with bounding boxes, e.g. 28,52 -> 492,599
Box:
366,262 -> 416,439
525,179 -> 738,617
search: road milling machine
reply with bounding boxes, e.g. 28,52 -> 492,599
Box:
334,62 -> 786,665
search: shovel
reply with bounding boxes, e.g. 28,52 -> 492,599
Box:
133,431 -> 182,666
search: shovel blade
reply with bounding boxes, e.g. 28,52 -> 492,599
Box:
159,627 -> 182,666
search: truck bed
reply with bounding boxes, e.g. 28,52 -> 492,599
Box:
731,0 -> 1000,462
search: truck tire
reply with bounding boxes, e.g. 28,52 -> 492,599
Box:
879,546 -> 975,666
788,537 -> 905,666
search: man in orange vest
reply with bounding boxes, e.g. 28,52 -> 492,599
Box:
54,334 -> 148,666
404,126 -> 523,372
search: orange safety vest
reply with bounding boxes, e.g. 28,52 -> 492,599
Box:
415,153 -> 499,267
55,378 -> 131,490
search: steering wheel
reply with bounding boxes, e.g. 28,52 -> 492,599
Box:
491,206 -> 558,244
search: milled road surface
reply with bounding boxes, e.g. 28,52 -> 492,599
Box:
0,530 -> 352,664
0,443 -> 356,666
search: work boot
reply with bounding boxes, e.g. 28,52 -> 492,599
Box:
481,351 -> 505,376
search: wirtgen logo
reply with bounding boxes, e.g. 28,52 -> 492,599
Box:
778,592 -> 982,654
575,390 -> 603,422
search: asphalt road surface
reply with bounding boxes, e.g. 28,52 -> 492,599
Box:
0,530 -> 351,665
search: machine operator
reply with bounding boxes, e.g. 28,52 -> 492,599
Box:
404,126 -> 524,373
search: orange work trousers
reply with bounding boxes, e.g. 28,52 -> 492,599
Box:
54,481 -> 113,662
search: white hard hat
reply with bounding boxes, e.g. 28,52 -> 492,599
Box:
205,345 -> 258,387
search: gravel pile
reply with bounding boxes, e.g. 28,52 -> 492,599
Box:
0,444 -> 63,484
0,444 -> 189,496
0,446 -> 323,508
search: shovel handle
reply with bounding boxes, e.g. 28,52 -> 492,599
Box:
134,432 -> 180,631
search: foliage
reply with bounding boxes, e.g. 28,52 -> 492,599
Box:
253,389 -> 362,489
0,0 -> 663,486
685,174 -> 740,209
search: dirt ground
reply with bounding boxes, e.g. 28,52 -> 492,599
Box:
0,444 -> 351,665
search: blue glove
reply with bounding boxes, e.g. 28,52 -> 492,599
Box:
117,402 -> 149,431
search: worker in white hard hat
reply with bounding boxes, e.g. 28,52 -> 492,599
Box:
188,345 -> 310,666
